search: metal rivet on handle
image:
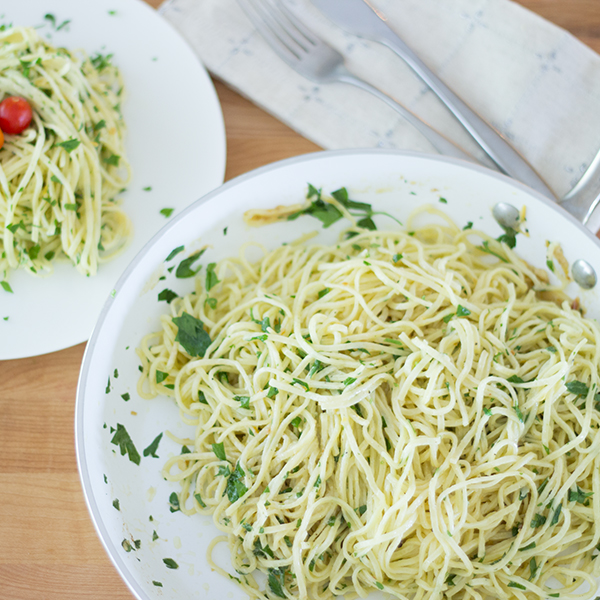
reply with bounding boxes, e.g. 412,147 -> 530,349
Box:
572,259 -> 597,290
492,203 -> 520,230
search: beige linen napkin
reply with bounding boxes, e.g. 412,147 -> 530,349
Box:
160,0 -> 600,210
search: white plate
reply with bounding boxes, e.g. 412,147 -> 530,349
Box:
0,0 -> 226,360
76,149 -> 600,600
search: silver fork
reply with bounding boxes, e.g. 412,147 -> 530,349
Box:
236,0 -> 475,163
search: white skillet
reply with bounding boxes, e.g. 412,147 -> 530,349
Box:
76,149 -> 600,600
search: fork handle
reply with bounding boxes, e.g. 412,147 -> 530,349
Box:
336,70 -> 476,163
374,32 -> 555,199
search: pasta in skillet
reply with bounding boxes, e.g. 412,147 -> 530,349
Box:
138,200 -> 600,600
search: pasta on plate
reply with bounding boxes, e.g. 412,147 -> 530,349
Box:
0,26 -> 130,283
137,201 -> 600,600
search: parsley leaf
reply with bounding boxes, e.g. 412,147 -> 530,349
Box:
165,245 -> 184,261
292,378 -> 309,391
176,249 -> 205,278
267,567 -> 287,598
235,395 -> 251,410
566,381 -> 589,397
508,582 -> 526,590
157,288 -> 178,303
159,208 -> 174,218
456,305 -> 470,317
226,462 -> 248,503
205,263 -> 220,291
162,558 -> 178,569
173,312 -> 211,357
530,514 -> 546,528
110,424 -> 141,465
479,240 -> 508,262
104,153 -> 120,166
143,433 -> 163,458
56,139 -> 80,153
497,226 -> 518,248
212,442 -> 227,461
568,486 -> 593,504
168,492 -> 180,512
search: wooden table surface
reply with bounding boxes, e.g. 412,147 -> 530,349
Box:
1,1 -> 599,598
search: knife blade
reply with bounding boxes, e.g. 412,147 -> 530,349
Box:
311,0 -> 556,200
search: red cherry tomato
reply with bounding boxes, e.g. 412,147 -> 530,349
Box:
0,96 -> 33,135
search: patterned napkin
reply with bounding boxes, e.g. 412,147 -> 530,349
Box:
160,0 -> 600,224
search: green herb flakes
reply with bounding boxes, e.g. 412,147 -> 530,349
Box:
158,288 -> 178,304
176,249 -> 205,278
110,424 -> 141,465
163,558 -> 179,569
212,442 -> 227,461
172,312 -> 211,357
143,433 -> 163,458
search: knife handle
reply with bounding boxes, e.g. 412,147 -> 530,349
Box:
376,30 -> 555,199
336,70 -> 476,163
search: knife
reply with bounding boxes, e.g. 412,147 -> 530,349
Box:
311,0 -> 556,200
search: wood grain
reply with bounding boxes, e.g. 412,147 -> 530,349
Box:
1,1 -> 598,598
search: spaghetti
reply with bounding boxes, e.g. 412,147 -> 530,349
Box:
0,26 -> 131,282
138,204 -> 600,600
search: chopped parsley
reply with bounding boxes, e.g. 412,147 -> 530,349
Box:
205,262 -> 220,291
568,486 -> 593,504
566,381 -> 589,397
56,139 -> 80,153
162,558 -> 179,569
530,513 -> 546,528
508,582 -> 526,590
212,442 -> 227,461
226,462 -> 248,503
159,208 -> 174,218
292,378 -> 309,391
110,424 -> 141,465
165,245 -> 184,261
168,492 -> 180,512
143,433 -> 163,458
157,288 -> 178,303
268,567 -> 287,598
172,312 -> 211,357
176,249 -> 205,278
